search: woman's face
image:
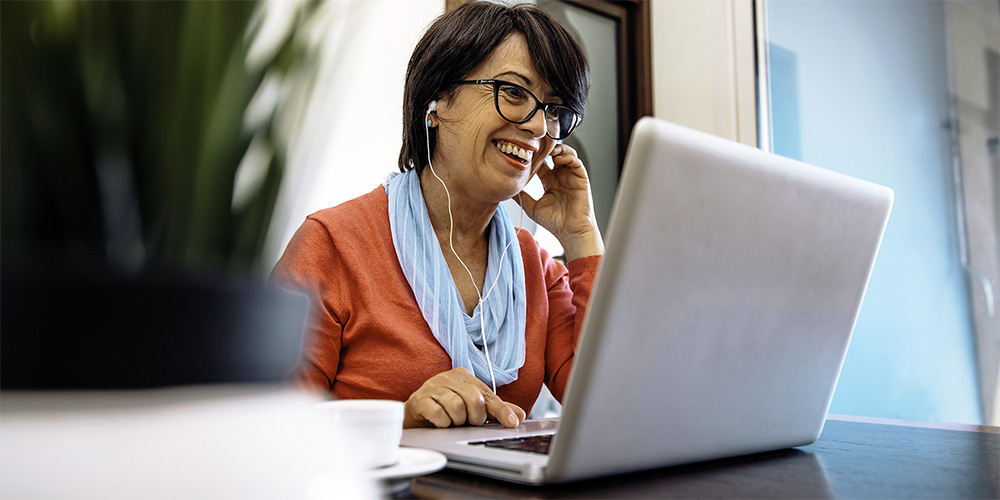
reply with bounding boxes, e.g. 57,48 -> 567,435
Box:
431,34 -> 560,204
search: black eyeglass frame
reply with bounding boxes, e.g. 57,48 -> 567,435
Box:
452,79 -> 582,140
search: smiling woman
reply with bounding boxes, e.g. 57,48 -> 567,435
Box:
271,2 -> 604,430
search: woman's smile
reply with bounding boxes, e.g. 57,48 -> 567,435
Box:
492,139 -> 535,171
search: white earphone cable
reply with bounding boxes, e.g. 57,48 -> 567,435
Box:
425,111 -> 523,395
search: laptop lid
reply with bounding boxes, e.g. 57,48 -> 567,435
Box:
402,117 -> 894,484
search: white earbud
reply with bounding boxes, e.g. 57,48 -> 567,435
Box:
426,101 -> 437,127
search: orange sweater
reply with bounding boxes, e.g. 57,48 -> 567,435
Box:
271,186 -> 600,413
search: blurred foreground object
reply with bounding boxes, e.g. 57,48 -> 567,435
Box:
0,3 -> 372,496
1,387 -> 376,499
0,260 -> 380,498
0,261 -> 308,389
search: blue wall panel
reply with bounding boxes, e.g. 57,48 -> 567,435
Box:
767,0 -> 980,424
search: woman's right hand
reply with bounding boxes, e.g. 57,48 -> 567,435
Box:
403,367 -> 526,429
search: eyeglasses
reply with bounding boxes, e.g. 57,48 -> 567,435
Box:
452,79 -> 581,140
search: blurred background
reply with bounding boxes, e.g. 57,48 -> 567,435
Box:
1,0 -> 445,276
2,0 -> 999,493
4,0 -> 289,274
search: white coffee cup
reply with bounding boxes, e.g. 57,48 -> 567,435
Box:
317,400 -> 404,469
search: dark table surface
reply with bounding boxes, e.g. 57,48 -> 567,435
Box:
400,416 -> 999,499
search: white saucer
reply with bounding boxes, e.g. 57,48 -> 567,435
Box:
367,447 -> 447,481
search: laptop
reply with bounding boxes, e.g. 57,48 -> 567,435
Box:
400,117 -> 894,484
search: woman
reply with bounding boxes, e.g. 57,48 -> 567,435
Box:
272,2 -> 604,429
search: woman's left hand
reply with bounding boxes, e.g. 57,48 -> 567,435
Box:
515,144 -> 605,260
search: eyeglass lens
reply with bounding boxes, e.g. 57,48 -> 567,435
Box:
495,82 -> 577,140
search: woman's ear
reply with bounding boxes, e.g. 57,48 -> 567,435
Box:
431,93 -> 454,116
429,93 -> 456,128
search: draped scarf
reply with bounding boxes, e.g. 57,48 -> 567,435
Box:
384,169 -> 527,387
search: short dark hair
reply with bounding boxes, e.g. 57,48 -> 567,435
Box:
398,2 -> 590,173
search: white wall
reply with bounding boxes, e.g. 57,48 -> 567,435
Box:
650,0 -> 757,146
263,0 -> 445,269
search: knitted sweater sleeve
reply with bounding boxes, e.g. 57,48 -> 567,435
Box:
541,251 -> 601,402
270,216 -> 345,393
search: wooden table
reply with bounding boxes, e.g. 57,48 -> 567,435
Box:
401,416 -> 999,499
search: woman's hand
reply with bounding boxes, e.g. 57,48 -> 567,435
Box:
515,144 -> 605,260
403,368 -> 527,429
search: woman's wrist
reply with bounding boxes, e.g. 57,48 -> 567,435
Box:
558,224 -> 605,261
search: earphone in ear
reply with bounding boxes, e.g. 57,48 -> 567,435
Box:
426,100 -> 437,125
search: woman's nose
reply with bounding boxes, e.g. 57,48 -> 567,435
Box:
519,108 -> 548,139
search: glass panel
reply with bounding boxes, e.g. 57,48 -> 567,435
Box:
538,0 -> 620,235
764,0 -> 981,423
945,0 -> 1000,424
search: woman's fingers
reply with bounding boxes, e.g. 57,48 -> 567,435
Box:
483,389 -> 520,428
431,389 -> 468,426
546,146 -> 588,191
507,402 -> 527,424
410,395 -> 454,428
550,145 -> 582,168
550,144 -> 573,161
453,382 -> 489,426
458,368 -> 519,428
403,367 -> 524,428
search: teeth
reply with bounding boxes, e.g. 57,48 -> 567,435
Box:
495,141 -> 533,163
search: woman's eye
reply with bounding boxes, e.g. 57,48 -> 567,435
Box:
500,85 -> 528,101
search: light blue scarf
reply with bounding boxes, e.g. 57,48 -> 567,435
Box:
385,169 -> 527,388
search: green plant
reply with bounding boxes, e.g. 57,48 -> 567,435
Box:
1,0 -> 312,273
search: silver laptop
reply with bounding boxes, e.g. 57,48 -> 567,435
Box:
400,117 -> 894,485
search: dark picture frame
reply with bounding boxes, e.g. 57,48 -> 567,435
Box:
560,0 -> 652,174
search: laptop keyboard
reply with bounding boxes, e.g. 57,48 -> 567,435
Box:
467,434 -> 553,455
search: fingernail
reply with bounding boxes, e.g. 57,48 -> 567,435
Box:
506,412 -> 517,427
